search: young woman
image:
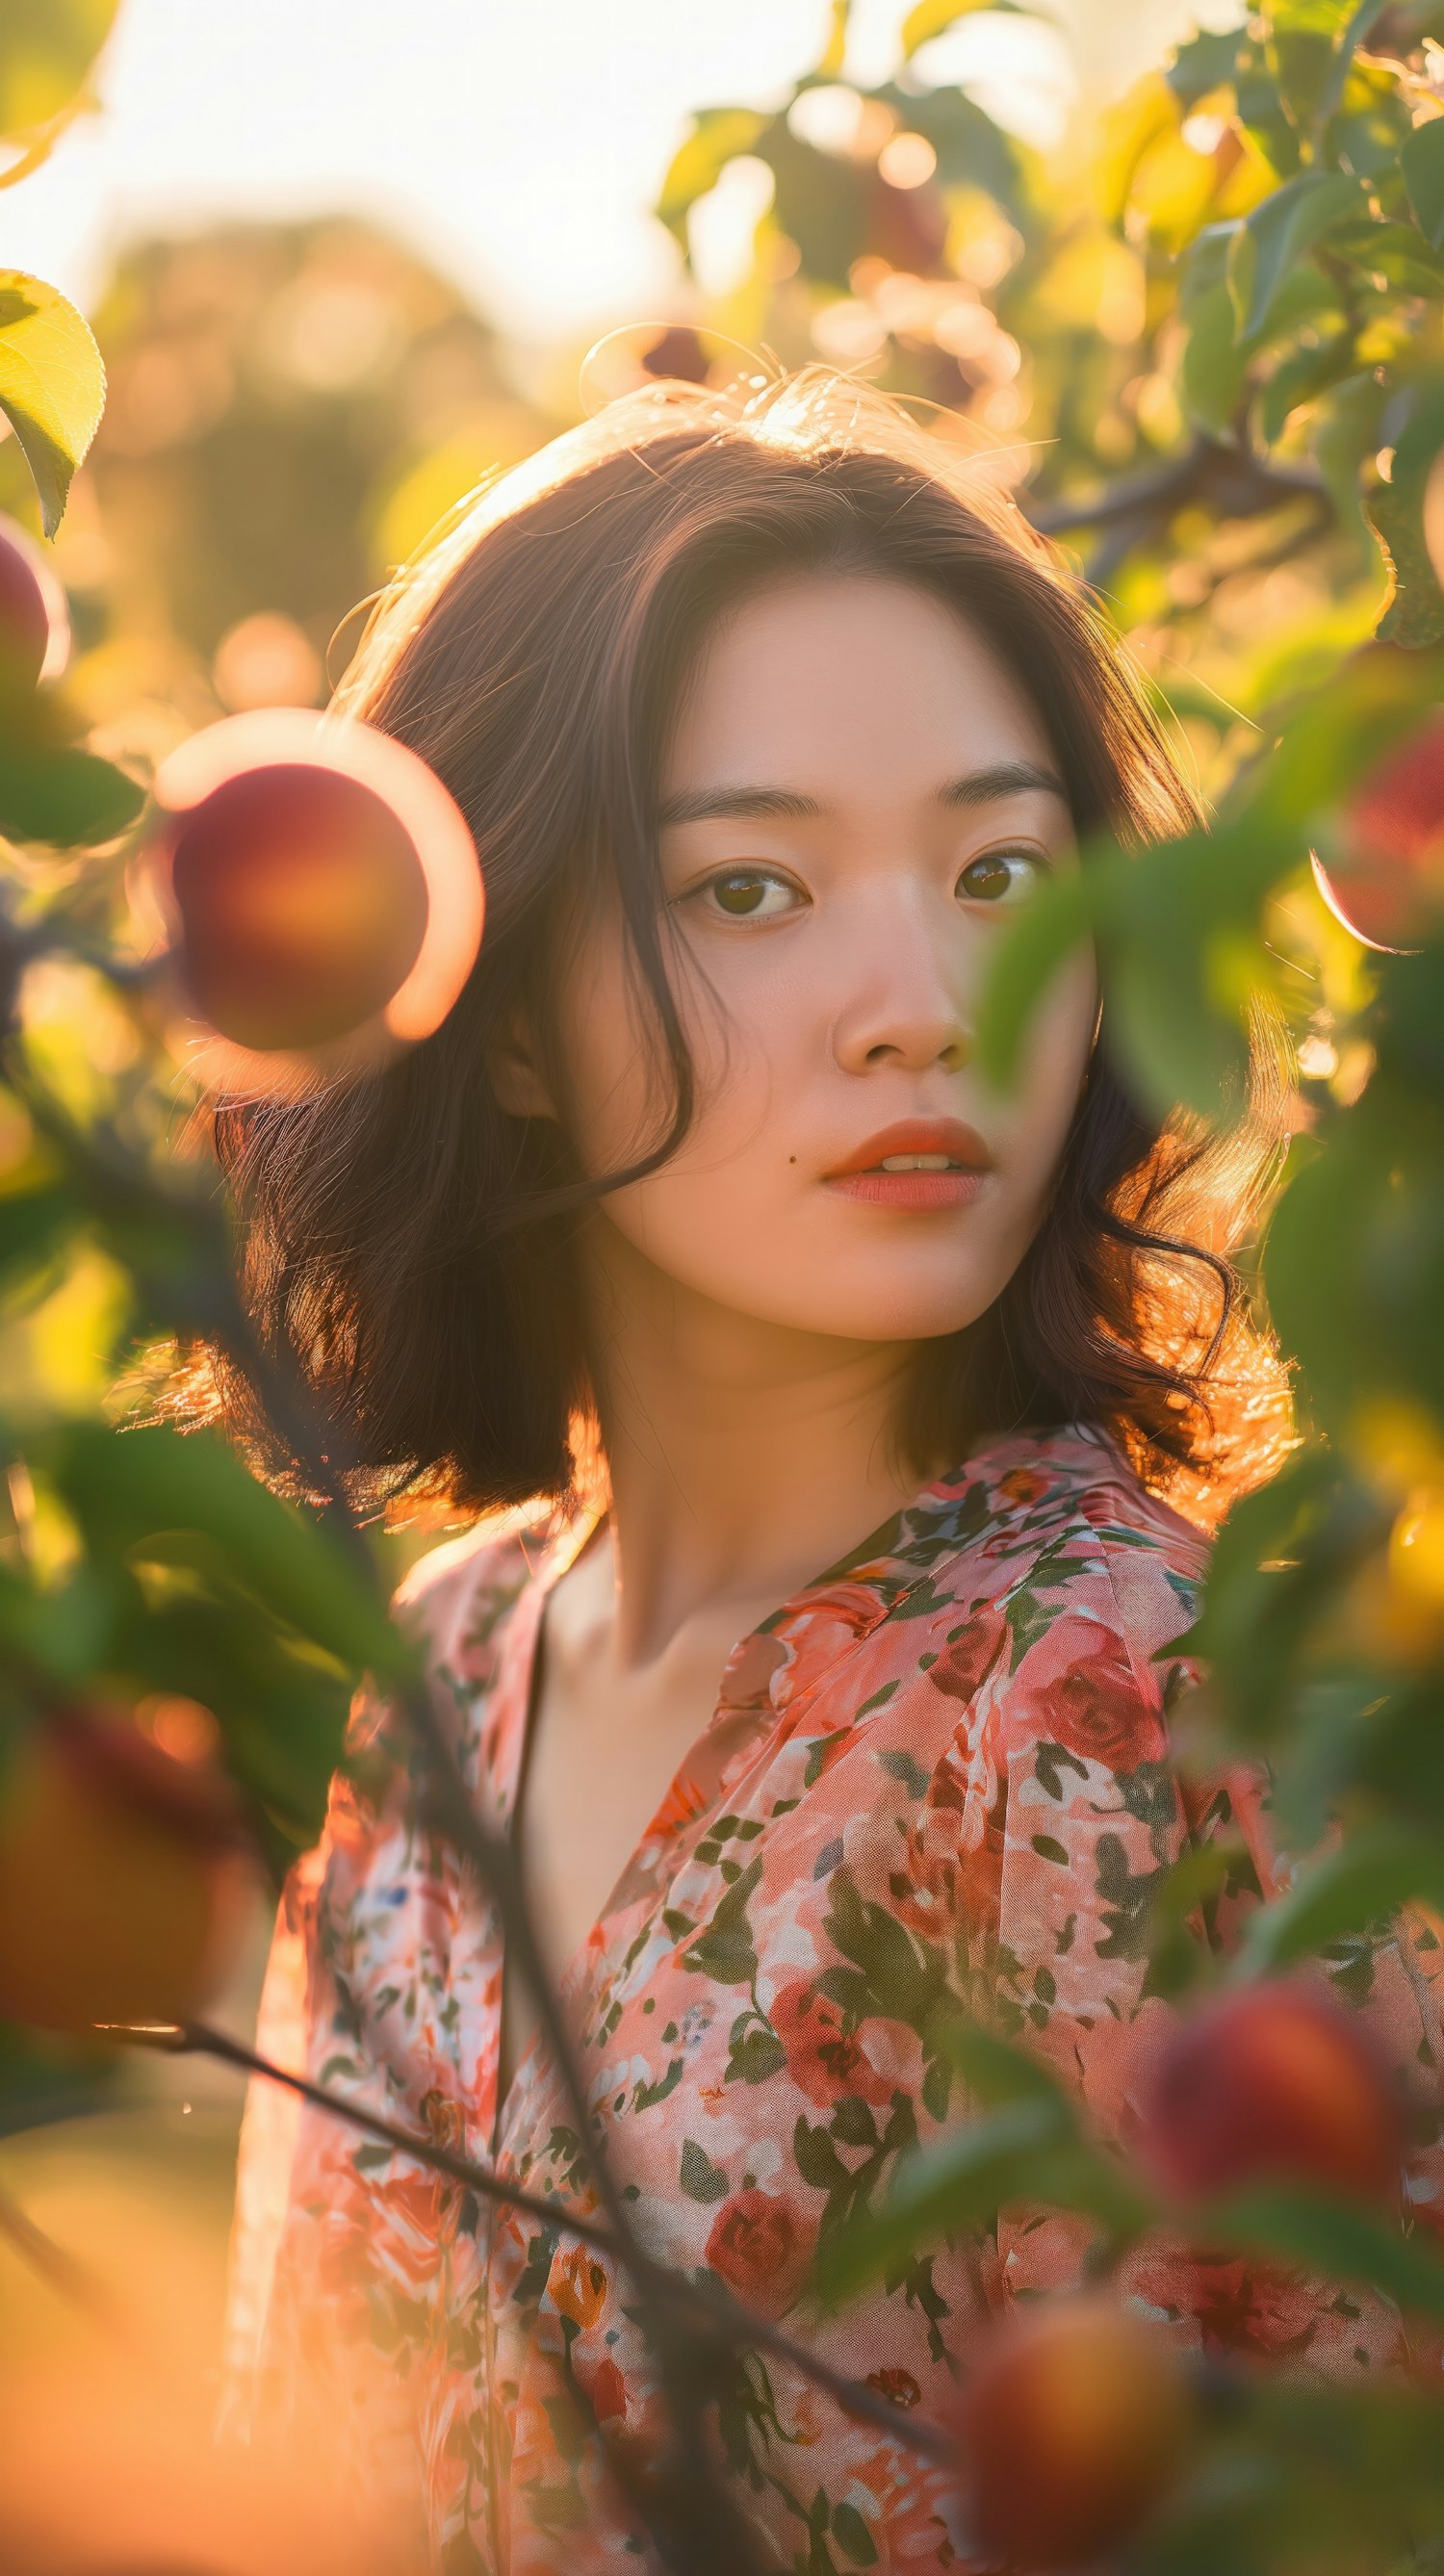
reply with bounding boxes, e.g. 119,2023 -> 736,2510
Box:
214,371 -> 1434,2573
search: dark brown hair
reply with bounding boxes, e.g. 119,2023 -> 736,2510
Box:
185,368 -> 1292,1533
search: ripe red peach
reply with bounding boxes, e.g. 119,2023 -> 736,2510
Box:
0,512 -> 68,696
951,2294 -> 1196,2568
166,759 -> 429,1050
1312,710 -> 1444,951
0,1702 -> 250,2034
147,708 -> 484,1067
1137,1977 -> 1405,2208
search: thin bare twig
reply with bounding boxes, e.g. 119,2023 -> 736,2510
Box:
0,2177 -> 119,2329
1027,432 -> 1328,542
110,2016 -> 953,2462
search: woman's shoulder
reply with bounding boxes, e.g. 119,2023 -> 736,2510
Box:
386,1496 -> 563,1684
923,1418 -> 1210,1596
883,1421 -> 1212,1755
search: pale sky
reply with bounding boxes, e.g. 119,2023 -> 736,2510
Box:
6,0 -> 1241,353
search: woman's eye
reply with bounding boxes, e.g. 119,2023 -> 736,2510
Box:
956,846 -> 1047,904
690,867 -> 802,920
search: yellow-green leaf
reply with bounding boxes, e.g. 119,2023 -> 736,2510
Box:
818,0 -> 851,79
656,108 -> 769,238
900,0 -> 1001,60
0,1 -> 120,133
0,270 -> 105,537
0,1 -> 120,188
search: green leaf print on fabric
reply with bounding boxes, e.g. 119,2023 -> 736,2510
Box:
681,1853 -> 763,1984
1095,1830 -> 1168,1960
725,2013 -> 787,2085
680,2138 -> 731,2202
819,1866 -> 950,2035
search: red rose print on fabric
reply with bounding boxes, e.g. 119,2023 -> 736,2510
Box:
770,1977 -> 905,2108
705,2187 -> 815,2319
926,1598 -> 1009,1703
590,2357 -> 627,2422
1128,2246 -> 1324,2362
1024,1615 -> 1167,1772
890,1770 -> 966,1940
865,2366 -> 921,2408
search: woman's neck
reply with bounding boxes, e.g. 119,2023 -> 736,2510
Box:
578,1218 -> 940,1670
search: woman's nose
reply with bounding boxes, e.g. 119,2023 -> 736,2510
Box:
830,900 -> 974,1075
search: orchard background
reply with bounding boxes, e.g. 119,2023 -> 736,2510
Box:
7,3 -> 1444,2571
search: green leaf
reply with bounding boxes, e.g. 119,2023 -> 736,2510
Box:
1266,2 -> 1374,141
934,2017 -> 1075,2110
44,1422 -> 410,1684
1144,1839 -> 1251,2002
1180,280 -> 1250,437
1167,26 -> 1242,108
1204,2183 -> 1444,2322
1226,172 -> 1365,342
1312,370 -> 1388,561
1106,930 -> 1253,1125
0,271 -> 106,537
0,739 -> 144,845
1236,1826 -> 1444,1977
1258,327 -> 1363,449
813,2101 -> 1147,2306
1315,0 -> 1397,132
817,0 -> 851,79
975,863 -> 1094,1089
1403,116 -> 1444,253
1364,382 -> 1444,646
0,1184 -> 76,1290
0,4 -> 121,151
656,108 -> 769,241
1328,216 -> 1444,297
899,0 -> 1000,55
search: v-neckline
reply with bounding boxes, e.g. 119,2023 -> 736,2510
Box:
481,1439 -> 1060,2160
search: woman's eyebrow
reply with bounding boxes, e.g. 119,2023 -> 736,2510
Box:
656,760 -> 1070,828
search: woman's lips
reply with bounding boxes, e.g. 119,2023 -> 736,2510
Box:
824,1168 -> 989,1210
819,1117 -> 994,1210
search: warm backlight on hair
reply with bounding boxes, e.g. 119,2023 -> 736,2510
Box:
142,707 -> 484,1094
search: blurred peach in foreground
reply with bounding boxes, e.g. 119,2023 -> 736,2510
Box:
950,2294 -> 1196,2567
0,1703 -> 251,2034
141,707 -> 484,1090
1136,1976 -> 1405,2208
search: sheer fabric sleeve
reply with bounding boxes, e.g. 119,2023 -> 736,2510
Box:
990,1518 -> 1444,2383
216,1683 -> 443,2569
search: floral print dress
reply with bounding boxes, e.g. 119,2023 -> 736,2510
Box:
221,1419 -> 1444,2574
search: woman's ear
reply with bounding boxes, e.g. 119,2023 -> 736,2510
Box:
487,1002 -> 559,1122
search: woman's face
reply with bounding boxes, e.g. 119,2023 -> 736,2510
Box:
528,571 -> 1098,1349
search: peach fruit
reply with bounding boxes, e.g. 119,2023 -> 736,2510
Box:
1137,1977 -> 1404,2208
0,1702 -> 250,2034
952,2294 -> 1196,2568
